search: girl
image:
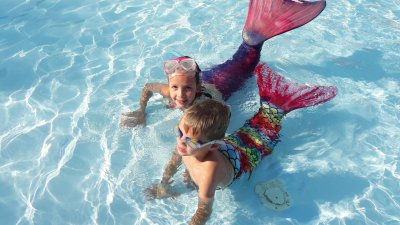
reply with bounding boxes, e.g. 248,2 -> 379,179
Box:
121,0 -> 326,127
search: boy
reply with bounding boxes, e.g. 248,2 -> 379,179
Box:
144,64 -> 338,224
121,0 -> 327,127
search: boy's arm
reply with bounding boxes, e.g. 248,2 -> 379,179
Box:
144,150 -> 182,200
190,197 -> 214,225
190,170 -> 217,225
160,150 -> 182,185
121,83 -> 169,127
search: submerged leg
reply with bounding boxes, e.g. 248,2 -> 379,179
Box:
183,169 -> 197,190
201,43 -> 262,100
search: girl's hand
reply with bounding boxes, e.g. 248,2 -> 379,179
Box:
120,110 -> 146,127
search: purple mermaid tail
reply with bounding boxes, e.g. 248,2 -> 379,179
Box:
201,0 -> 326,100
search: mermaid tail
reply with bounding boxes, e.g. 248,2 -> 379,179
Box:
225,64 -> 337,179
255,63 -> 337,113
243,0 -> 327,46
201,43 -> 261,100
201,0 -> 326,100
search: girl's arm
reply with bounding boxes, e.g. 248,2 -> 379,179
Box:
121,83 -> 169,127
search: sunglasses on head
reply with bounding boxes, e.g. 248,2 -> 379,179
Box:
163,57 -> 197,76
174,125 -> 224,150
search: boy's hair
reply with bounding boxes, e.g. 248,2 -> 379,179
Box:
183,99 -> 231,141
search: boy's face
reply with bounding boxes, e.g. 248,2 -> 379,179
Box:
175,119 -> 212,156
168,73 -> 200,109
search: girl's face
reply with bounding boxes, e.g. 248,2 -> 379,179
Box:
168,73 -> 200,109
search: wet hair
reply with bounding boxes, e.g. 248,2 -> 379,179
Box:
182,99 -> 231,141
191,57 -> 202,84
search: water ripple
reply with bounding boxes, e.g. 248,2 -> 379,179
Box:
0,0 -> 399,224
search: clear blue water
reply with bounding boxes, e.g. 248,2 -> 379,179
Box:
1,0 -> 399,224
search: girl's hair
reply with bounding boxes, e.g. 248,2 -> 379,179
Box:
182,99 -> 231,141
184,56 -> 201,84
194,64 -> 201,84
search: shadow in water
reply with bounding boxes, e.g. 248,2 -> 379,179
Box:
229,155 -> 369,223
289,48 -> 390,82
226,107 -> 372,223
283,172 -> 369,223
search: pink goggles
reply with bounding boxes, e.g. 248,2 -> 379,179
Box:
163,57 -> 197,75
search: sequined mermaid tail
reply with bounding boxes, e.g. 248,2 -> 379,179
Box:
202,0 -> 327,100
225,64 -> 337,179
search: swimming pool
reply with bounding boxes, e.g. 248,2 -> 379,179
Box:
1,0 -> 399,224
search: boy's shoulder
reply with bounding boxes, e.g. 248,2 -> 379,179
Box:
185,152 -> 220,170
203,150 -> 231,171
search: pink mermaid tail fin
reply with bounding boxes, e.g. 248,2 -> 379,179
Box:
255,64 -> 337,113
243,0 -> 326,46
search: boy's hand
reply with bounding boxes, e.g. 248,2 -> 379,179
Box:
144,182 -> 180,200
120,110 -> 146,127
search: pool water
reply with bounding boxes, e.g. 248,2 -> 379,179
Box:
0,0 -> 399,224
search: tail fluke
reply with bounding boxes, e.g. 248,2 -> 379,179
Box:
243,0 -> 326,46
255,63 -> 337,113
